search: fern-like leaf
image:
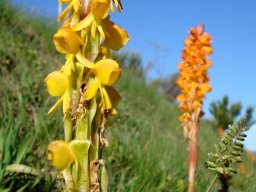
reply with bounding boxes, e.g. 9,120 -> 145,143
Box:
205,119 -> 247,176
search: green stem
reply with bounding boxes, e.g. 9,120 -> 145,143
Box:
206,174 -> 218,192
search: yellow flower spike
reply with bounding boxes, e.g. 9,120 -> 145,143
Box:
53,27 -> 83,54
102,18 -> 130,50
84,77 -> 100,100
47,0 -> 129,190
94,59 -> 121,86
45,71 -> 69,96
48,140 -> 75,171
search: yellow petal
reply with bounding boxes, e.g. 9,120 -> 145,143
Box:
97,23 -> 105,40
91,0 -> 109,21
101,87 -> 112,110
45,71 -> 69,96
113,0 -> 122,11
58,2 -> 73,21
72,0 -> 81,13
58,0 -> 71,4
105,86 -> 120,108
48,140 -> 75,171
63,91 -> 70,115
110,108 -> 118,115
94,59 -> 121,86
76,52 -> 95,68
84,77 -> 100,100
102,18 -> 129,50
72,13 -> 93,31
53,27 -> 83,54
48,97 -> 63,115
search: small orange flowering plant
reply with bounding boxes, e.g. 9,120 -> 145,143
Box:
176,24 -> 213,192
45,0 -> 129,191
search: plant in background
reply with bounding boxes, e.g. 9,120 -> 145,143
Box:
205,120 -> 247,192
209,96 -> 254,136
45,0 -> 129,191
176,24 -> 213,192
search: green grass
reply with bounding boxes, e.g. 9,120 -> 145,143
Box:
0,1 -> 256,191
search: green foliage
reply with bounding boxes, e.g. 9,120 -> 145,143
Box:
205,120 -> 248,191
151,72 -> 180,102
209,96 -> 254,130
0,100 -> 34,191
113,52 -> 143,77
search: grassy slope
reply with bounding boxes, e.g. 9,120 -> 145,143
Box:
0,2 -> 255,191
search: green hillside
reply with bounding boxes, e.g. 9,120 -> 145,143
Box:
0,2 -> 255,191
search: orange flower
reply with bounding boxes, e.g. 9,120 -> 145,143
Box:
176,24 -> 213,138
239,164 -> 247,176
247,151 -> 256,162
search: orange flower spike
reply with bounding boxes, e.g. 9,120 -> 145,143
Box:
177,24 -> 213,129
176,24 -> 213,192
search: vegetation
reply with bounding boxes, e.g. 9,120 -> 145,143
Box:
209,96 -> 254,138
205,120 -> 248,192
0,1 -> 256,191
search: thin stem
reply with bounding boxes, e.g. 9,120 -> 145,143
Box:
206,174 -> 218,192
187,113 -> 199,192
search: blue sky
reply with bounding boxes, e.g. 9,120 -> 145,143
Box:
10,0 -> 256,149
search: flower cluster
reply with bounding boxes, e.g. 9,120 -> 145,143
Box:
176,24 -> 212,138
45,0 -> 129,191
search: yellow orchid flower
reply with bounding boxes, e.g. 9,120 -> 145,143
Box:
53,27 -> 83,54
75,55 -> 121,110
102,18 -> 129,51
45,70 -> 70,115
48,140 -> 75,171
73,14 -> 129,51
94,59 -> 121,85
76,52 -> 121,86
72,0 -> 109,39
85,78 -> 120,111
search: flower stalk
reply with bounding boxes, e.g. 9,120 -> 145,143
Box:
176,24 -> 213,192
45,0 -> 129,191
